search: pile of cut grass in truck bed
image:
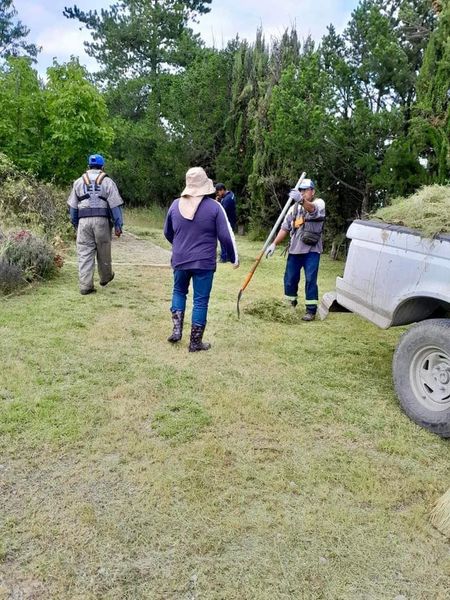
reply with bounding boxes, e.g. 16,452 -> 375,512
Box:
372,184 -> 450,238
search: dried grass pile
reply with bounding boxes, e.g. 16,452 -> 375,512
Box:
430,488 -> 450,538
372,185 -> 450,238
244,299 -> 306,324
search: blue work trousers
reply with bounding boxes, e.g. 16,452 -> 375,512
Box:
284,252 -> 320,314
171,269 -> 215,326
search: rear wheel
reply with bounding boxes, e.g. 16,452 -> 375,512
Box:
393,319 -> 450,438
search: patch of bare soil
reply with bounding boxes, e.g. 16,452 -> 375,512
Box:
112,232 -> 171,267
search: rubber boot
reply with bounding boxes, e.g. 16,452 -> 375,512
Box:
168,310 -> 184,343
188,323 -> 211,352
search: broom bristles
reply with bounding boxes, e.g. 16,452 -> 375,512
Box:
430,488 -> 450,537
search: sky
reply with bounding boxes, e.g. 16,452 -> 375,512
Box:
13,0 -> 359,75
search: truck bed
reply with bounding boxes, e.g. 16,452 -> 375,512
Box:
333,220 -> 450,328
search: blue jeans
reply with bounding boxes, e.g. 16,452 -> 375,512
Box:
171,269 -> 215,326
284,252 -> 320,314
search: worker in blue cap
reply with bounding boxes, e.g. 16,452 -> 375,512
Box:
67,154 -> 124,295
265,179 -> 326,321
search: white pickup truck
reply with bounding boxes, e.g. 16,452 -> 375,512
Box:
321,220 -> 450,438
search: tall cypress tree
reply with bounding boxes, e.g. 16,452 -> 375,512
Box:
412,0 -> 450,181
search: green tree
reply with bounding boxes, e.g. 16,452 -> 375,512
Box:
373,138 -> 428,196
0,57 -> 45,172
63,0 -> 211,87
107,117 -> 177,205
412,0 -> 450,181
215,31 -> 271,211
317,0 -> 436,220
396,0 -> 437,127
344,0 -> 411,112
321,24 -> 357,119
262,49 -> 335,219
0,0 -> 38,60
165,47 -> 234,171
64,0 -> 214,204
42,59 -> 114,185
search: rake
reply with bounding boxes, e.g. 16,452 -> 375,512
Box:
236,172 -> 306,318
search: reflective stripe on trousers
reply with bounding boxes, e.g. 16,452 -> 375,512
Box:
283,252 -> 320,314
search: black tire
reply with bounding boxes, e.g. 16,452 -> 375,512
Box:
393,319 -> 450,438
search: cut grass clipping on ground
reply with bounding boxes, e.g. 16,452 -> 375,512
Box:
2,210 -> 449,599
152,399 -> 211,442
372,184 -> 450,237
244,298 -> 308,324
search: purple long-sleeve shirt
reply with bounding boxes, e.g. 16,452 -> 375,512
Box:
164,196 -> 239,270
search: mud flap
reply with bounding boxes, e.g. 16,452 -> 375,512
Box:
318,291 -> 350,320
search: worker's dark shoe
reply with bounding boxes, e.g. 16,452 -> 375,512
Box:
100,272 -> 115,287
188,324 -> 211,352
80,288 -> 96,295
168,310 -> 184,343
285,297 -> 298,308
302,312 -> 316,322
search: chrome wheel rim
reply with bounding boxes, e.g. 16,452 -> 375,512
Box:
410,346 -> 450,411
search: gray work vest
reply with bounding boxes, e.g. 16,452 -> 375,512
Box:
77,171 -> 110,219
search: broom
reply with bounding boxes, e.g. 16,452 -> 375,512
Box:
430,488 -> 450,537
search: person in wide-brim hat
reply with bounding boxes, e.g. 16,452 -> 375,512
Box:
163,167 -> 239,352
181,166 -> 216,197
177,167 -> 216,221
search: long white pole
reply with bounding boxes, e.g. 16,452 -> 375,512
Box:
261,172 -> 306,252
236,172 -> 306,317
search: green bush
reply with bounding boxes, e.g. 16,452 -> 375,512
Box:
1,230 -> 59,282
247,224 -> 269,242
0,153 -> 15,183
0,257 -> 24,295
0,153 -> 71,239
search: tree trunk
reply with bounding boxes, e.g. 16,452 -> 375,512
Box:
361,183 -> 370,218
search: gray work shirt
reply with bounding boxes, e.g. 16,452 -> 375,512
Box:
281,198 -> 326,254
67,169 -> 124,210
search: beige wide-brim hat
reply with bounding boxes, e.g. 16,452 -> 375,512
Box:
181,167 -> 215,197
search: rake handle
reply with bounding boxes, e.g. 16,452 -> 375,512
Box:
239,251 -> 264,294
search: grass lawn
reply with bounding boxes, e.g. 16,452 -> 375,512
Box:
1,210 -> 449,599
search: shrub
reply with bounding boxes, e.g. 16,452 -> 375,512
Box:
1,230 -> 59,282
0,153 -> 71,239
0,258 -> 24,295
0,153 -> 15,183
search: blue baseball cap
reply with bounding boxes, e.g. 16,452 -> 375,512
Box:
88,154 -> 105,168
299,178 -> 315,189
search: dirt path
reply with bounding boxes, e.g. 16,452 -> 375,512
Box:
111,231 -> 171,267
